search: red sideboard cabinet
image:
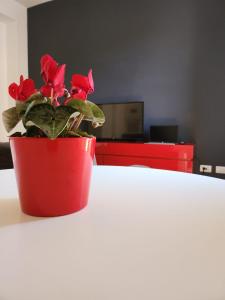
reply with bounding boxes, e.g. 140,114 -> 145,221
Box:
95,142 -> 194,173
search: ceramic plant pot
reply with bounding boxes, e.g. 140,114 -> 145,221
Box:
10,137 -> 96,217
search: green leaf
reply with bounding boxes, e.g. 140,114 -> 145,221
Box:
66,131 -> 82,137
16,93 -> 50,117
24,103 -> 76,139
10,132 -> 23,137
85,101 -> 105,127
27,92 -> 47,102
67,99 -> 92,117
65,129 -> 94,138
23,97 -> 51,126
76,129 -> 94,138
67,99 -> 105,127
25,126 -> 47,137
16,101 -> 27,116
2,107 -> 21,132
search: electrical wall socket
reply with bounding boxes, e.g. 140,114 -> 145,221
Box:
200,165 -> 212,173
215,166 -> 225,174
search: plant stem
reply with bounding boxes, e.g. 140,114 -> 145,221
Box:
72,113 -> 84,131
50,88 -> 54,105
68,117 -> 77,131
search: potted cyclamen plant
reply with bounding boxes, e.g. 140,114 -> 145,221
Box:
2,54 -> 105,217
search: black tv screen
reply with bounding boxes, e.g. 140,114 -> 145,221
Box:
87,102 -> 144,141
150,125 -> 178,143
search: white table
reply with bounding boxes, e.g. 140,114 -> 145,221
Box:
0,166 -> 225,300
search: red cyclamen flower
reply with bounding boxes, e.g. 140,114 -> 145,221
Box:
8,75 -> 36,102
40,54 -> 66,99
70,69 -> 94,101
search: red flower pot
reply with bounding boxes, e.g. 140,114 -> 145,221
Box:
10,137 -> 96,217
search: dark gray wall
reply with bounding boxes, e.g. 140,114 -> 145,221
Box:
28,0 -> 225,178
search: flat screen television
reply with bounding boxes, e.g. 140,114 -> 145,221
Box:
150,125 -> 178,143
86,102 -> 144,141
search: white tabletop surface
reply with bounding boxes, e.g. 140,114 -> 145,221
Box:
0,166 -> 225,300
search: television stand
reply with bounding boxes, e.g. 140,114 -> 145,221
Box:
95,142 -> 194,173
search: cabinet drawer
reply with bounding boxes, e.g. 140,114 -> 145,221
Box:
96,154 -> 193,173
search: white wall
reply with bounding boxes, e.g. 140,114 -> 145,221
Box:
0,0 -> 28,142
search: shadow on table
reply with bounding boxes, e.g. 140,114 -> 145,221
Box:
0,198 -> 43,228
